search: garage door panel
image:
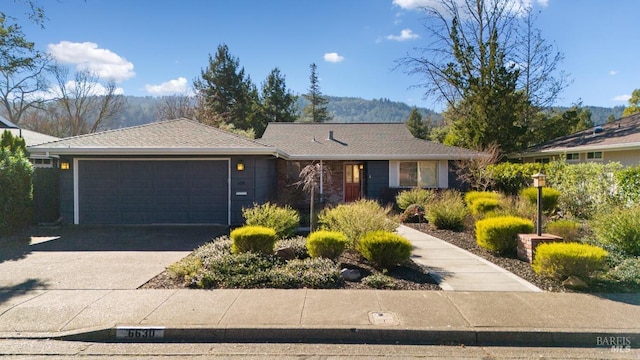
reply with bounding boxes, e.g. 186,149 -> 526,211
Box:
78,160 -> 229,225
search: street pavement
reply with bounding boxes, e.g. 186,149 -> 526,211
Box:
0,225 -> 638,348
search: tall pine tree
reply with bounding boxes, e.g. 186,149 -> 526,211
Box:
260,67 -> 297,127
301,63 -> 331,123
406,107 -> 429,139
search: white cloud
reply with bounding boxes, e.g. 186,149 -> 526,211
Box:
392,0 -> 431,10
393,0 -> 548,16
386,28 -> 420,41
609,70 -> 618,76
48,41 -> 135,82
145,77 -> 189,95
537,0 -> 549,7
47,80 -> 124,98
324,52 -> 344,63
613,94 -> 631,102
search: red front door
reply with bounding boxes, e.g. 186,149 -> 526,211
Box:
344,164 -> 361,202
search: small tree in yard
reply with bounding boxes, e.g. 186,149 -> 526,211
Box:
296,162 -> 331,231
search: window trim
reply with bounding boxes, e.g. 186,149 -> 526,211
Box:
586,151 -> 603,161
398,160 -> 438,188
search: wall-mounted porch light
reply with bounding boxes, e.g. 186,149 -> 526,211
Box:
358,164 -> 364,170
236,160 -> 244,172
60,162 -> 70,170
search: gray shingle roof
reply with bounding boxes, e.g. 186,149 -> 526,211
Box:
28,118 -> 276,155
523,113 -> 640,155
258,122 -> 482,160
4,128 -> 60,147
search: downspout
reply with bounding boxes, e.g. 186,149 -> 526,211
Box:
319,159 -> 324,203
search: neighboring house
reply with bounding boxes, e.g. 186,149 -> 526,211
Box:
515,113 -> 640,167
28,119 -> 482,226
1,115 -> 60,164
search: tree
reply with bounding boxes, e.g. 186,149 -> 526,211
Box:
52,66 -> 125,136
193,44 -> 258,131
301,63 -> 331,123
622,88 -> 640,117
406,106 -> 430,139
398,0 -> 569,154
296,162 -> 332,231
156,94 -> 196,121
0,2 -> 51,125
260,67 -> 297,126
1,129 -> 27,155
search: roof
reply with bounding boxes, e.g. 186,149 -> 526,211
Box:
258,122 -> 482,160
28,118 -> 277,156
0,115 -> 19,129
522,113 -> 640,157
3,128 -> 60,147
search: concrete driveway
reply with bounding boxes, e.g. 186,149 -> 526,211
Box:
0,225 -> 227,290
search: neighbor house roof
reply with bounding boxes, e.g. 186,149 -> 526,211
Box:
1,115 -> 60,146
28,118 -> 277,156
520,113 -> 640,157
258,122 -> 482,160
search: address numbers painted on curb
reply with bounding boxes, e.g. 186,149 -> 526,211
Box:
116,326 -> 165,339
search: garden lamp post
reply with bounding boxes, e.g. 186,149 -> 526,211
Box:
532,172 -> 547,236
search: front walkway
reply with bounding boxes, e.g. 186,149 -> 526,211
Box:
397,225 -> 541,292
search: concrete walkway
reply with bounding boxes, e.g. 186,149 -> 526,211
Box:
397,225 -> 541,292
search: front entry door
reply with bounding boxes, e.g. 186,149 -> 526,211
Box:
344,164 -> 362,202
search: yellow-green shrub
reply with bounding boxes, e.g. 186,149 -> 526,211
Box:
230,225 -> 277,255
357,231 -> 412,270
469,198 -> 501,217
242,202 -> 300,239
520,187 -> 561,213
306,230 -> 347,260
427,190 -> 468,231
475,216 -> 534,254
545,219 -> 582,242
396,188 -> 435,211
532,242 -> 608,280
464,191 -> 500,207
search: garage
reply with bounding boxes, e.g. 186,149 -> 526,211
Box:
77,159 -> 229,225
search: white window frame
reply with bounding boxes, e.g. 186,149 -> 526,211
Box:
398,161 -> 438,188
586,151 -> 603,161
565,153 -> 580,163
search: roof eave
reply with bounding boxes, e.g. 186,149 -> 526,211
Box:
279,154 -> 485,161
27,147 -> 281,156
515,142 -> 640,158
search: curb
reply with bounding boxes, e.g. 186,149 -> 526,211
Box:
11,326 -> 638,348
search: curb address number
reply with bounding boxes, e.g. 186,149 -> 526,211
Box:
116,327 -> 165,339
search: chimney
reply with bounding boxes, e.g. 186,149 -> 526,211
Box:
328,130 -> 334,141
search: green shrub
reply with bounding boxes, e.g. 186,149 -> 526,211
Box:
269,257 -> 342,289
168,255 -> 202,283
275,236 -> 309,259
0,147 -> 33,235
400,204 -> 426,223
396,188 -> 435,211
230,225 -> 277,255
168,236 -> 232,284
306,230 -> 347,260
615,165 -> 640,206
318,199 -> 397,248
590,206 -> 640,256
520,187 -> 561,213
357,230 -> 412,270
198,252 -> 278,288
427,190 -> 467,231
532,242 -> 608,280
242,202 -> 300,238
362,273 -> 399,289
475,216 -> 534,254
606,257 -> 640,285
469,198 -> 501,217
545,219 -> 582,242
485,162 -> 544,195
464,191 -> 500,207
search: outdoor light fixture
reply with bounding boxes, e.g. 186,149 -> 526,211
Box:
236,161 -> 244,172
532,172 -> 547,236
60,162 -> 70,170
359,164 -> 364,170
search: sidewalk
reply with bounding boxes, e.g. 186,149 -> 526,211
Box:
0,288 -> 639,347
397,225 -> 541,292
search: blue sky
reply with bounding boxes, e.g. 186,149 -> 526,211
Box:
11,0 -> 640,112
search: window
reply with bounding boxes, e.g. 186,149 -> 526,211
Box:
534,158 -> 550,164
566,153 -> 580,162
399,161 -> 437,188
587,151 -> 603,160
30,158 -> 54,168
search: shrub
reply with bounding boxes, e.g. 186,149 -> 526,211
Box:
168,255 -> 202,283
318,199 -> 397,248
0,147 -> 33,236
400,204 -> 426,223
469,198 -> 501,217
615,165 -> 640,206
357,231 -> 412,270
242,202 -> 300,239
275,236 -> 309,259
532,242 -> 608,280
427,190 -> 467,231
475,216 -> 534,254
169,236 -> 232,284
306,230 -> 347,260
396,188 -> 435,211
590,205 -> 640,256
520,187 -> 561,213
230,225 -> 277,255
198,252 -> 278,288
464,191 -> 500,207
545,219 -> 582,242
485,162 -> 544,195
269,257 -> 342,289
606,257 -> 640,285
362,273 -> 399,289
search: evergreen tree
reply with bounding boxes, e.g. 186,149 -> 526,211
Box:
1,129 -> 28,155
193,44 -> 258,131
622,89 -> 640,117
259,67 -> 297,131
406,107 -> 429,139
301,63 -> 331,123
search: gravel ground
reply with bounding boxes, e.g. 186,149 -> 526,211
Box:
406,223 -> 569,292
